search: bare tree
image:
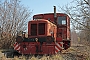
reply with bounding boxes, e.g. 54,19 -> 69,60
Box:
58,0 -> 90,42
0,0 -> 32,48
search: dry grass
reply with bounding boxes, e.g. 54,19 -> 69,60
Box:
0,53 -> 64,60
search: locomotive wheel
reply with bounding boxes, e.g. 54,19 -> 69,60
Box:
63,40 -> 70,50
16,36 -> 23,43
5,52 -> 14,58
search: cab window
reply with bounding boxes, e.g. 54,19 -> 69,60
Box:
57,16 -> 66,25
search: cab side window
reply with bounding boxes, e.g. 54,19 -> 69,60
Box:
57,16 -> 66,25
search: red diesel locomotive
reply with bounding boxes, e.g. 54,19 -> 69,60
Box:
14,6 -> 71,55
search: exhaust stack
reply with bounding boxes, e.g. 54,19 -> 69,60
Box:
54,6 -> 57,18
54,6 -> 57,24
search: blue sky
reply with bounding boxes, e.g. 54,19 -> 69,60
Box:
21,0 -> 73,16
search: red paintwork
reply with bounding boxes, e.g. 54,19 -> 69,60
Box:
19,42 -> 55,54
